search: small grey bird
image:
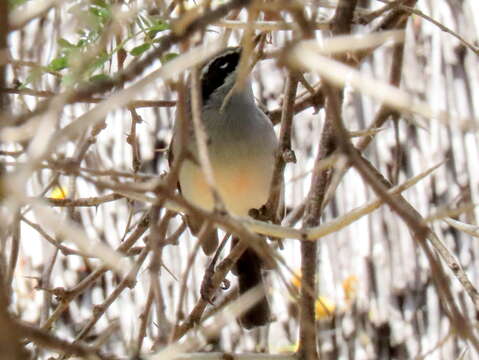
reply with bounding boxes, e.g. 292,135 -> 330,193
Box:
170,47 -> 277,328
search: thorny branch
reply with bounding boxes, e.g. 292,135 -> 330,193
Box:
263,71 -> 298,222
297,1 -> 357,359
3,0 -> 479,358
6,0 -> 253,127
322,82 -> 479,351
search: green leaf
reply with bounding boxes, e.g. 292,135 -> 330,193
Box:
8,0 -> 29,9
152,21 -> 169,31
92,0 -> 109,9
150,21 -> 169,32
48,56 -> 68,71
61,73 -> 76,87
130,43 -> 151,56
147,29 -> 163,38
58,38 -> 76,49
89,4 -> 111,22
90,51 -> 110,71
161,52 -> 178,64
19,68 -> 42,89
89,74 -> 111,83
76,39 -> 87,48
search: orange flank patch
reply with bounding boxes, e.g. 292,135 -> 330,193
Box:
230,172 -> 253,193
192,169 -> 209,194
189,168 -> 214,209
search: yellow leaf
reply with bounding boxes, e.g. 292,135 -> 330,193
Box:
276,343 -> 298,354
342,275 -> 358,303
50,186 -> 68,200
291,270 -> 302,289
291,271 -> 337,319
315,296 -> 336,320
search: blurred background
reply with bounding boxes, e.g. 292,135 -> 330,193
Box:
2,0 -> 479,359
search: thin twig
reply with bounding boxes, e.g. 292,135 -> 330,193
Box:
40,212 -> 150,330
72,246 -> 149,344
6,211 -> 21,286
8,0 -> 253,127
172,240 -> 249,340
135,285 -> 155,355
3,87 -> 176,107
17,320 -> 104,359
377,0 -> 479,56
21,215 -> 91,257
322,81 -> 479,351
263,71 -> 298,222
42,193 -> 124,207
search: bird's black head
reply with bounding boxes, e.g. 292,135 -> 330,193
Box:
200,47 -> 241,103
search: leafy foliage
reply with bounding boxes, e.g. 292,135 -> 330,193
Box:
21,0 -> 170,88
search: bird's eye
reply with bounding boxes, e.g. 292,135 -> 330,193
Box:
201,49 -> 241,103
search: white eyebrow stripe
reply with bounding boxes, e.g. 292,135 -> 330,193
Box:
200,48 -> 241,79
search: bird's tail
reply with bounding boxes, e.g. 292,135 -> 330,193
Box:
234,245 -> 271,329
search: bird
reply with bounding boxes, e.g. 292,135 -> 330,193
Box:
169,46 -> 278,328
